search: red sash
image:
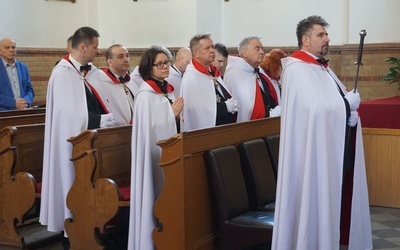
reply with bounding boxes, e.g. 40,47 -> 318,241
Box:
291,50 -> 329,68
251,83 -> 266,119
192,59 -> 221,77
100,68 -> 131,84
145,79 -> 174,94
260,72 -> 279,104
64,55 -> 109,114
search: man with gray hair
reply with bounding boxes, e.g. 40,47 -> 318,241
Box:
0,37 -> 34,110
224,36 -> 280,122
180,33 -> 238,131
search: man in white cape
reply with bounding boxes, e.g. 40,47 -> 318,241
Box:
165,47 -> 192,98
96,44 -> 139,125
40,27 -> 115,241
180,33 -> 238,131
272,16 -> 372,250
224,36 -> 280,122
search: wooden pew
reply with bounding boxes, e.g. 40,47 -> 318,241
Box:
0,124 -> 60,248
0,107 -> 45,118
153,117 -> 280,250
65,125 -> 132,250
0,113 -> 45,131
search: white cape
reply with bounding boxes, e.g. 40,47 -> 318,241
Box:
128,81 -> 177,250
40,59 -> 100,232
130,66 -> 143,89
165,65 -> 182,98
272,56 -> 372,250
180,61 -> 229,131
224,56 -> 258,122
95,70 -> 139,125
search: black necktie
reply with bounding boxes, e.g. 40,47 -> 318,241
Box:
80,64 -> 92,72
316,58 -> 329,68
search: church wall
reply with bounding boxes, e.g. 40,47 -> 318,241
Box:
19,43 -> 399,106
0,0 -> 399,48
0,0 -> 399,105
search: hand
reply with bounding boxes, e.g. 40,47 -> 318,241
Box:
269,105 -> 281,117
171,97 -> 184,118
345,90 -> 361,111
15,98 -> 28,110
347,110 -> 359,127
225,98 -> 239,114
100,113 -> 117,128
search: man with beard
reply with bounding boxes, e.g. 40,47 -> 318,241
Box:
224,36 -> 280,122
272,15 -> 372,250
180,33 -> 238,131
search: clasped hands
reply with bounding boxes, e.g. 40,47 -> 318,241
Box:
15,98 -> 28,110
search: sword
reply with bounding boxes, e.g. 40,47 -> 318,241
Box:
353,29 -> 367,92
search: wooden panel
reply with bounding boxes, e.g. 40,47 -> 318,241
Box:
66,125 -> 132,250
363,128 -> 400,207
0,113 -> 45,131
0,124 -> 43,247
13,124 -> 45,182
0,108 -> 45,118
153,117 -> 280,250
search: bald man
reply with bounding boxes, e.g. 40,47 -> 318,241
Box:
166,47 -> 192,97
0,38 -> 34,110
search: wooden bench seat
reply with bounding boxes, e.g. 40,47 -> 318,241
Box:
153,117 -> 280,250
0,113 -> 45,131
0,107 -> 45,118
0,124 -> 61,248
65,124 -> 132,250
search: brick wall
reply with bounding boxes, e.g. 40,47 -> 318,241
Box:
17,44 -> 400,106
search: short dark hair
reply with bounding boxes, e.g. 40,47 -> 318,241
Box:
71,26 -> 100,49
139,45 -> 170,81
189,33 -> 211,55
105,44 -> 124,60
214,43 -> 229,58
296,15 -> 329,48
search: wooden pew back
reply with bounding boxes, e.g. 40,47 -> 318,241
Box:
12,124 -> 45,184
0,123 -> 45,247
0,108 -> 45,118
153,117 -> 280,250
0,113 -> 45,131
66,125 -> 132,250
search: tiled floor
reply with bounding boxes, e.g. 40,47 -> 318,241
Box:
371,206 -> 400,249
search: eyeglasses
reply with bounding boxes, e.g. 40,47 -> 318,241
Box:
152,61 -> 171,69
